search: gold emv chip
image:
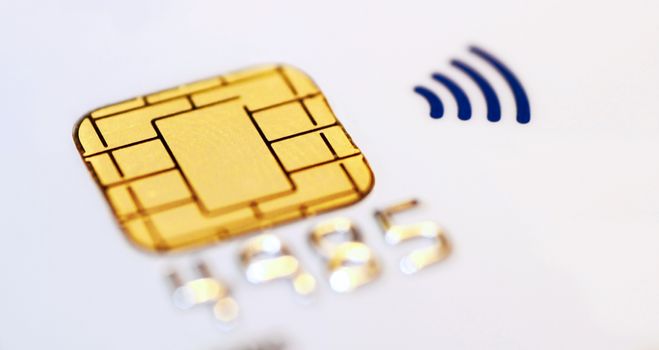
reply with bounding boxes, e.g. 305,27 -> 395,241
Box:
73,65 -> 374,252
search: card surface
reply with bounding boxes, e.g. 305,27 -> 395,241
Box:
1,1 -> 658,349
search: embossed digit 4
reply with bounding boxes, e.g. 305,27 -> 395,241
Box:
168,261 -> 240,325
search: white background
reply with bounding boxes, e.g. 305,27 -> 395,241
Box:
1,0 -> 658,349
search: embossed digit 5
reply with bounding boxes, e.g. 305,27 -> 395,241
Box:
375,199 -> 450,274
309,218 -> 380,293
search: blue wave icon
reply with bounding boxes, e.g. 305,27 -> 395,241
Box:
414,46 -> 530,124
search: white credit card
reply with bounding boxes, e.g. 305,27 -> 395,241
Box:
1,1 -> 658,349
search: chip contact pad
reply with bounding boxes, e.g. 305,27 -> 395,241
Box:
74,65 -> 374,252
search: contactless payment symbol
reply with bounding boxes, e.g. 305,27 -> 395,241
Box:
74,65 -> 374,252
414,46 -> 531,124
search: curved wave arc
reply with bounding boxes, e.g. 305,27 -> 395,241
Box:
470,46 -> 531,124
451,59 -> 501,122
413,86 -> 444,119
432,73 -> 472,121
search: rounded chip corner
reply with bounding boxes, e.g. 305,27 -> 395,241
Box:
120,220 -> 171,254
273,63 -> 321,96
342,155 -> 376,200
71,113 -> 92,155
275,63 -> 311,78
358,160 -> 376,198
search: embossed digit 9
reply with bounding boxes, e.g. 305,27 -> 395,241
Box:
375,199 -> 450,274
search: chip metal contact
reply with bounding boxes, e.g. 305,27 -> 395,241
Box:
73,65 -> 374,252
